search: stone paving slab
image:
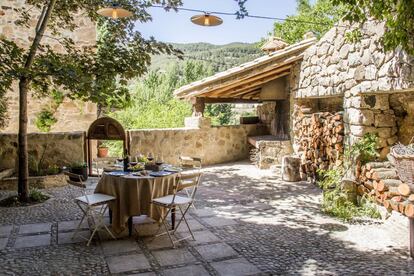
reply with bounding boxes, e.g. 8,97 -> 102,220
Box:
0,237 -> 8,250
58,220 -> 88,232
152,248 -> 196,266
14,234 -> 51,248
211,258 -> 261,276
145,235 -> 175,250
185,230 -> 220,245
201,217 -> 237,228
58,230 -> 90,245
19,222 -> 52,234
106,253 -> 151,274
190,208 -> 216,217
162,264 -> 210,276
0,225 -> 13,237
175,219 -> 206,232
101,238 -> 140,256
195,243 -> 238,261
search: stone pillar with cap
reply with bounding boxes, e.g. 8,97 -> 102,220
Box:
185,97 -> 211,129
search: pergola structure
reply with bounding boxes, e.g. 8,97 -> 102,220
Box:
174,37 -> 316,115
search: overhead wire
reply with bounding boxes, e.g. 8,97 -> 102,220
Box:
149,4 -> 341,27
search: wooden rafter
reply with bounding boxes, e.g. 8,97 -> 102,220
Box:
203,66 -> 291,99
182,55 -> 302,99
174,37 -> 317,99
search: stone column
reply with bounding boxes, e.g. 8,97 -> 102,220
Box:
191,97 -> 205,117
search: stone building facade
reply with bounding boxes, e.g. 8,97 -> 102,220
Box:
0,1 -> 97,133
292,20 -> 414,159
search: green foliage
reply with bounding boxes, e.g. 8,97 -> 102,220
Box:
35,109 -> 57,132
101,140 -> 124,157
205,104 -> 234,126
150,42 -> 262,73
110,60 -> 215,130
70,162 -> 88,169
46,164 -> 60,175
318,168 -> 380,221
0,0 -> 185,129
29,188 -> 49,202
345,133 -> 379,166
332,0 -> 414,55
273,0 -> 345,44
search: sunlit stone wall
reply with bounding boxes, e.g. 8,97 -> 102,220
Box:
128,124 -> 263,166
0,1 -> 97,133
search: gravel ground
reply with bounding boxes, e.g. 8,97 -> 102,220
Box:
0,161 -> 413,275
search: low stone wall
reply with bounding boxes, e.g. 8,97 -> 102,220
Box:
0,132 -> 85,170
256,140 -> 293,169
128,124 -> 262,166
0,174 -> 67,190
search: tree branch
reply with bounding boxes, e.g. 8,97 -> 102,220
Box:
23,0 -> 57,74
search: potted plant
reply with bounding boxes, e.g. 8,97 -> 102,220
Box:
98,144 -> 109,158
69,162 -> 88,181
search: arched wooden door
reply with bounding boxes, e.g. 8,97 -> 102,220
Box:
87,117 -> 127,175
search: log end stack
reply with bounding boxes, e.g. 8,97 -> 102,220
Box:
293,107 -> 344,179
356,161 -> 414,218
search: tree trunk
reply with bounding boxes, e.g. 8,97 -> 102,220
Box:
18,79 -> 29,201
17,0 -> 57,202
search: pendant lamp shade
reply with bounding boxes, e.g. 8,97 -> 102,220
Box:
97,3 -> 132,19
191,14 -> 223,26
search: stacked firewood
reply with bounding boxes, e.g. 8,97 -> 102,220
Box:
356,161 -> 414,218
293,108 -> 345,178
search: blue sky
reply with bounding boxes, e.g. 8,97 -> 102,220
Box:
137,0 -> 298,45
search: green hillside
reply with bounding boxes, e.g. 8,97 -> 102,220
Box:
150,42 -> 262,73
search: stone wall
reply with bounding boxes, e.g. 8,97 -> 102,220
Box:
128,125 -> 262,166
0,132 -> 85,170
0,1 -> 97,133
295,20 -> 414,98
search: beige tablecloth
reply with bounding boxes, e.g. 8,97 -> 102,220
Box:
94,173 -> 177,233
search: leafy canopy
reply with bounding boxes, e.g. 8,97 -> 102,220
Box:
0,0 -> 184,128
273,0 -> 345,44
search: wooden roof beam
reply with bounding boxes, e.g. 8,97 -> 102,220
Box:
205,66 -> 291,98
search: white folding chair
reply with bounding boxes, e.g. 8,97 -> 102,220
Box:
179,156 -> 202,171
64,172 -> 116,246
151,172 -> 202,248
179,156 -> 202,209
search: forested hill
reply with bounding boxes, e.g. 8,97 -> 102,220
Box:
150,42 -> 262,72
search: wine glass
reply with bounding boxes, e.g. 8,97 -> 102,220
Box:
155,154 -> 163,166
147,152 -> 154,162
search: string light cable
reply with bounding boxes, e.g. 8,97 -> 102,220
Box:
150,4 -> 346,27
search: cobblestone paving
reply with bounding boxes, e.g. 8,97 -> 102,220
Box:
0,162 -> 413,275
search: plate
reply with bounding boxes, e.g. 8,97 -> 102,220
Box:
164,167 -> 182,173
107,171 -> 129,176
149,171 -> 174,177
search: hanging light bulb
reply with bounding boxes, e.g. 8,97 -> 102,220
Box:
97,3 -> 132,19
191,13 -> 223,26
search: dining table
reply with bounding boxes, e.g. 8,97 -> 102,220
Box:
94,171 -> 178,236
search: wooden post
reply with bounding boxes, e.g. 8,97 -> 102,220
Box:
191,97 -> 205,117
410,218 -> 414,259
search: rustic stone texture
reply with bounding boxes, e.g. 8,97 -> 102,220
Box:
257,140 -> 293,169
1,0 -> 97,133
389,93 -> 414,144
0,132 -> 85,170
0,174 -> 67,190
128,125 -> 263,166
296,20 -> 414,98
281,156 -> 301,182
